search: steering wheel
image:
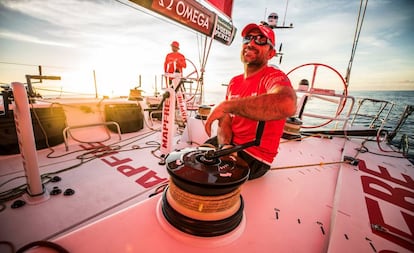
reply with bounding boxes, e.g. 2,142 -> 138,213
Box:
286,63 -> 348,129
181,58 -> 201,106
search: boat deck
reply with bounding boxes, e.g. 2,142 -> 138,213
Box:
0,98 -> 413,252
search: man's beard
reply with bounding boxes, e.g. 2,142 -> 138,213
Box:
242,55 -> 266,67
241,47 -> 266,67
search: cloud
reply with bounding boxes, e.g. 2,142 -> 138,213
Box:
0,0 -> 413,92
0,29 -> 75,47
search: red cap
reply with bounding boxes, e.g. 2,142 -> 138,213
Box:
241,23 -> 275,47
171,41 -> 180,49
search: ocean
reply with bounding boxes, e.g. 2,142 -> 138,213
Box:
349,91 -> 413,157
348,90 -> 413,138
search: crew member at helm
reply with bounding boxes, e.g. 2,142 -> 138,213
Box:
164,41 -> 187,85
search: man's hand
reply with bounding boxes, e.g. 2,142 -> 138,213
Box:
204,101 -> 231,137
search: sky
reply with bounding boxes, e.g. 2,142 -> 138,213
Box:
0,0 -> 413,101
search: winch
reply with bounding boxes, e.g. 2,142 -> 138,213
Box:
161,147 -> 249,237
158,121 -> 266,237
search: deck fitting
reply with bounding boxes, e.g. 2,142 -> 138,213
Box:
50,187 -> 62,195
63,188 -> 75,196
11,199 -> 26,209
344,156 -> 359,166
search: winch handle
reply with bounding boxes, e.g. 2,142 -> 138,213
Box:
204,121 -> 265,159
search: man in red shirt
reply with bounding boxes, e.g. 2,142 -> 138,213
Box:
204,23 -> 297,180
164,41 -> 187,85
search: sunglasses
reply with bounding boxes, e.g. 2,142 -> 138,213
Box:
243,35 -> 273,47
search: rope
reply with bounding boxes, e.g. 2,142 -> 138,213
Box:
168,181 -> 241,213
345,0 -> 368,86
270,160 -> 350,171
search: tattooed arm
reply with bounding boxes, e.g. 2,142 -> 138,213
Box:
204,85 -> 296,136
